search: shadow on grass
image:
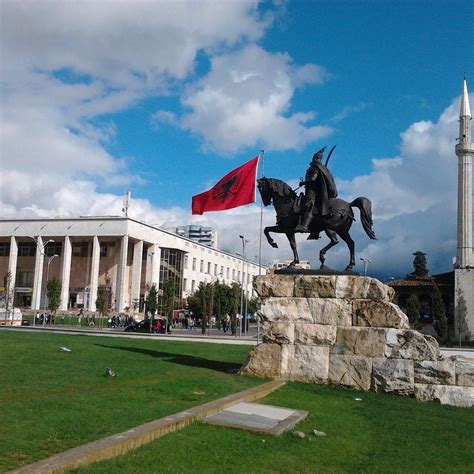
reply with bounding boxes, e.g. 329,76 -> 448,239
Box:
94,344 -> 243,374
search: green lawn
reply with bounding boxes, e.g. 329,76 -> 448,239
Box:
0,331 -> 259,471
75,381 -> 474,474
1,331 -> 473,474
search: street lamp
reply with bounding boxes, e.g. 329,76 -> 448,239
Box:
208,272 -> 223,335
31,237 -> 55,326
360,257 -> 371,277
239,235 -> 250,336
147,251 -> 155,333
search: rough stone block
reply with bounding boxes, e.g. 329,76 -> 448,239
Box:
335,276 -> 394,302
254,275 -> 295,297
307,298 -> 352,326
385,329 -> 439,361
295,323 -> 337,346
260,298 -> 312,323
367,278 -> 395,302
414,383 -> 474,408
352,300 -> 410,329
328,354 -> 372,390
240,343 -> 282,377
333,327 -> 386,357
285,345 -> 329,382
414,359 -> 456,385
455,357 -> 474,387
372,358 -> 414,395
262,321 -> 295,345
294,275 -> 336,298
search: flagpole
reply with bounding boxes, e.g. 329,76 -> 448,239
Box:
258,149 -> 265,274
257,149 -> 264,345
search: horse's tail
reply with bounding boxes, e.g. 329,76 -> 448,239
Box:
350,197 -> 377,240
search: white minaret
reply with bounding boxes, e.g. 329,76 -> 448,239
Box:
455,78 -> 474,268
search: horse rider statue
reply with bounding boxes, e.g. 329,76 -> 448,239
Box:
294,146 -> 338,233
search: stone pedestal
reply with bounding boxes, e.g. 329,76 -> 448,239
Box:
241,275 -> 474,407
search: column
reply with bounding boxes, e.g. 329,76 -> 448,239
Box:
115,235 -> 128,312
88,236 -> 100,312
7,236 -> 18,307
146,244 -> 160,289
31,237 -> 44,310
59,236 -> 72,310
130,240 -> 143,310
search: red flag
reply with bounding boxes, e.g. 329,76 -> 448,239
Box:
192,156 -> 259,215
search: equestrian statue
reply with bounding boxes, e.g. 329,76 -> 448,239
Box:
258,146 -> 376,271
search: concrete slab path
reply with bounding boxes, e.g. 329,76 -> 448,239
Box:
203,402 -> 308,436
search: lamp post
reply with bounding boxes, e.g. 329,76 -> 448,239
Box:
239,235 -> 250,336
360,257 -> 371,277
31,238 -> 55,326
44,254 -> 58,324
147,251 -> 155,332
208,272 -> 223,335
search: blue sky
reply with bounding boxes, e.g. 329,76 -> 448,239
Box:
1,0 -> 473,278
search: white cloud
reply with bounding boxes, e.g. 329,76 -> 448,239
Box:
0,1 -> 469,278
316,96 -> 466,277
0,0 -> 272,222
331,102 -> 367,122
1,0 -> 267,87
178,45 -> 332,153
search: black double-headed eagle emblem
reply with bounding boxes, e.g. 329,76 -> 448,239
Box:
212,171 -> 242,202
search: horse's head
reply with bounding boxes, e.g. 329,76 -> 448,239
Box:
257,177 -> 272,207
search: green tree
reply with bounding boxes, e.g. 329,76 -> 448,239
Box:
405,293 -> 420,328
145,284 -> 158,318
161,278 -> 176,331
410,251 -> 429,277
187,282 -> 210,334
432,283 -> 448,344
247,297 -> 258,315
3,271 -> 14,324
187,281 -> 241,335
145,284 -> 158,333
96,274 -> 113,325
455,288 -> 470,346
46,276 -> 62,316
229,282 -> 241,335
200,283 -> 210,334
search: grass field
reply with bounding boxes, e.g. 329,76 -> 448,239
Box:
77,382 -> 474,474
1,330 -> 473,473
0,330 -> 260,471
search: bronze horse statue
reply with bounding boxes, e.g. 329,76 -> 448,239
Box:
257,177 -> 376,271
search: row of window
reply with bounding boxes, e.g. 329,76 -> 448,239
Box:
0,241 -> 116,258
184,256 -> 251,283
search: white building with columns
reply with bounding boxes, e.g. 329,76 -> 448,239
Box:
0,217 -> 264,314
454,78 -> 474,339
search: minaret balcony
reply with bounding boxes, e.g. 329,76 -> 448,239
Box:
455,143 -> 474,156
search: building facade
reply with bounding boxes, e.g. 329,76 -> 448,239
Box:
389,272 -> 454,326
0,217 -> 264,314
174,225 -> 217,248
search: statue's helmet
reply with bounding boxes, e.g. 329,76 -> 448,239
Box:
312,146 -> 326,163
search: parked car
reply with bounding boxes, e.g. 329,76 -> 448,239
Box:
124,318 -> 167,334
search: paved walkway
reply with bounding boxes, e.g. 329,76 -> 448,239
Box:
0,325 -> 258,345
3,327 -> 474,355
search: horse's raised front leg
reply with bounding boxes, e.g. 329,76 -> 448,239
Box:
285,232 -> 299,266
320,230 -> 338,269
338,230 -> 355,271
264,225 -> 281,248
